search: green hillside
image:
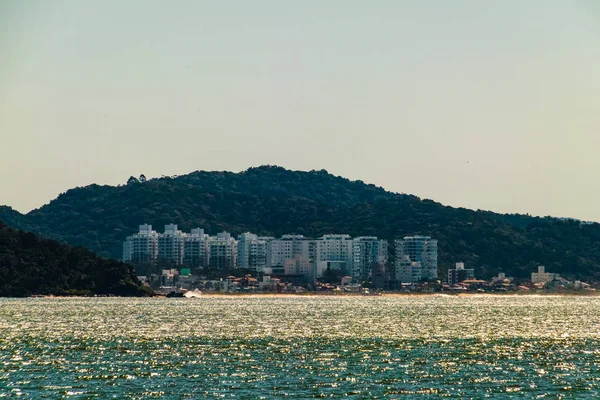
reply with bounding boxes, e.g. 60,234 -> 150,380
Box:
1,165 -> 599,281
0,221 -> 151,297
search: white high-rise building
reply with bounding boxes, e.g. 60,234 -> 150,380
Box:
237,232 -> 267,272
395,236 -> 438,280
313,234 -> 388,280
315,234 -> 353,275
284,256 -> 315,278
209,232 -> 238,270
351,237 -> 388,281
267,235 -> 314,267
259,236 -> 276,263
395,255 -> 422,283
183,228 -> 210,267
158,224 -> 185,265
123,224 -> 158,263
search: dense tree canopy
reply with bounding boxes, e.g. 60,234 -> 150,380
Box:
0,221 -> 150,297
1,165 -> 599,281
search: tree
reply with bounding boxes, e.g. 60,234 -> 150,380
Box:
321,267 -> 342,284
0,222 -> 151,297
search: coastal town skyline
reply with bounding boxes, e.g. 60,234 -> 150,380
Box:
123,223 -> 588,294
123,223 -> 436,283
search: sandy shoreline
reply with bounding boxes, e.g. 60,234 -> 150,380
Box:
191,292 -> 600,298
144,291 -> 600,299
16,291 -> 597,299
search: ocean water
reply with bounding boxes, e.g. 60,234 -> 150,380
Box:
2,296 -> 600,398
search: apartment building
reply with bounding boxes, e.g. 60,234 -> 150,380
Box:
395,236 -> 438,280
209,232 -> 238,270
267,235 -> 314,267
237,232 -> 267,272
395,255 -> 422,283
315,234 -> 353,275
448,262 -> 475,285
123,224 -> 158,263
284,256 -> 315,278
157,224 -> 185,265
351,236 -> 388,281
183,228 -> 210,267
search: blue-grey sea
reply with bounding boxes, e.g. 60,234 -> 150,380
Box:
2,295 -> 600,398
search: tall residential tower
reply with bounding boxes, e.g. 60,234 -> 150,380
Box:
123,224 -> 158,263
395,236 -> 438,280
237,232 -> 267,272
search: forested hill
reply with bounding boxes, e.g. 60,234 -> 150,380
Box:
1,165 -> 600,281
0,221 -> 150,297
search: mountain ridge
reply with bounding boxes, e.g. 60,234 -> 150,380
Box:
1,165 -> 599,281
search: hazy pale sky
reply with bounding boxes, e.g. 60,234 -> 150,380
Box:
1,1 -> 599,220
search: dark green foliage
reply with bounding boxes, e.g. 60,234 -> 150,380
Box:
321,268 -> 343,285
0,222 -> 151,297
0,206 -> 26,230
1,165 -> 599,281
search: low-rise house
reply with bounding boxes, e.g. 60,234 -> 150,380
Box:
531,266 -> 557,284
491,272 -> 513,284
340,276 -> 352,286
461,279 -> 489,290
573,281 -> 592,290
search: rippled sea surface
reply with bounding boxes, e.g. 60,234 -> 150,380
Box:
2,296 -> 600,398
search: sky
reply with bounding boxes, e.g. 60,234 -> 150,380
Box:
1,1 -> 599,220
